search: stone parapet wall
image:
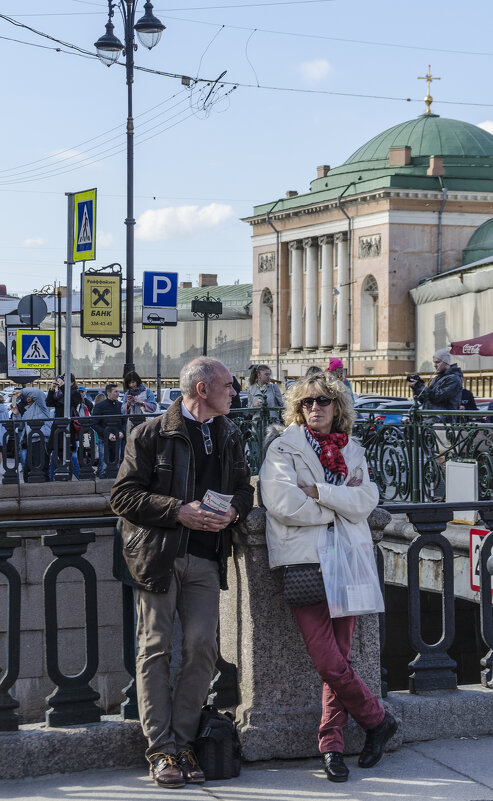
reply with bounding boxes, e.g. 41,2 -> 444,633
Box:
219,505 -> 396,760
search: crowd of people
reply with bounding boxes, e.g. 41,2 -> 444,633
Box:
0,371 -> 157,480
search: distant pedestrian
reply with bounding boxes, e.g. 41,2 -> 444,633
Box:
122,371 -> 157,415
326,358 -> 354,402
247,364 -> 283,420
11,388 -> 52,481
305,365 -> 324,377
92,383 -> 125,478
408,349 -> 462,421
78,386 -> 94,413
0,394 -> 8,466
460,386 -> 478,411
46,373 -> 81,478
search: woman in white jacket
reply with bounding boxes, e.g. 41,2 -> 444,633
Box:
260,372 -> 396,783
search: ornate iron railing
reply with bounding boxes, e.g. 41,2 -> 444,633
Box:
354,406 -> 493,503
0,406 -> 277,484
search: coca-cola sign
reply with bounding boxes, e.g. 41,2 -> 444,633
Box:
450,332 -> 493,357
463,344 -> 482,354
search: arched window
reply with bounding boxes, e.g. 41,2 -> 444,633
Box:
260,288 -> 273,355
361,275 -> 379,351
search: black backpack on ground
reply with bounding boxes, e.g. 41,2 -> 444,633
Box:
193,705 -> 241,780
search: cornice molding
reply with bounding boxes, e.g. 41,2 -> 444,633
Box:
244,187 -> 493,227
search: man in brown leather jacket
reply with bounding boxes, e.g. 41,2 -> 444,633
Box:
111,357 -> 253,789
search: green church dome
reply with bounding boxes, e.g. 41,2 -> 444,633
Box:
462,218 -> 493,265
345,114 -> 493,163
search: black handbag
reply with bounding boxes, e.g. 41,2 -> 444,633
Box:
193,705 -> 241,780
282,563 -> 326,607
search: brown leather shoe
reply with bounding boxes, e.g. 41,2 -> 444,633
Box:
177,749 -> 205,784
149,753 -> 185,788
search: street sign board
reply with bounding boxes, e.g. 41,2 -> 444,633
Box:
73,188 -> 96,262
191,298 -> 223,316
81,273 -> 122,338
142,307 -> 178,326
17,294 -> 48,327
16,329 -> 55,369
6,327 -> 40,379
470,528 -> 493,593
143,271 -> 178,309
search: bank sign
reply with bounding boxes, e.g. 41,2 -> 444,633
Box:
81,273 -> 121,338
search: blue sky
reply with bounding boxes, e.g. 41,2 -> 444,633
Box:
1,0 -> 493,297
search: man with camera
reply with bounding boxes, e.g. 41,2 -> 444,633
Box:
407,349 -> 462,420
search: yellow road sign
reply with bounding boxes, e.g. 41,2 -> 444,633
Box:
81,273 -> 121,337
73,188 -> 96,262
16,329 -> 55,369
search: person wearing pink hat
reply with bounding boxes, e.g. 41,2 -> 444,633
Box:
326,359 -> 354,402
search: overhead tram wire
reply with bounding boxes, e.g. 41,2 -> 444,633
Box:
163,14 -> 493,59
0,92 -> 190,179
0,86 -> 188,175
0,106 -> 197,186
4,13 -> 493,109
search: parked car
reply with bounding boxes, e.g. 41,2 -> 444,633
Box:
372,399 -> 416,427
160,387 -> 182,411
353,395 -> 408,420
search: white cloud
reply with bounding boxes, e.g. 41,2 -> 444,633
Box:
478,121 -> 493,135
23,237 -> 45,247
98,230 -> 114,248
299,58 -> 333,82
135,203 -> 234,242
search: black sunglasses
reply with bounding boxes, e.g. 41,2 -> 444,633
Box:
201,422 -> 213,455
300,396 -> 333,409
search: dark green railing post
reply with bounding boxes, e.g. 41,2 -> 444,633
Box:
411,401 -> 420,503
0,533 -> 22,731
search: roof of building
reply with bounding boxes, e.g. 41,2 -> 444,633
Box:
345,114 -> 493,162
462,217 -> 493,265
250,114 -> 493,219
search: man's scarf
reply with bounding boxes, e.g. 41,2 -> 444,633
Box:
304,425 -> 348,484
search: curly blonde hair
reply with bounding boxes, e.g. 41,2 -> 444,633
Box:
284,372 -> 356,434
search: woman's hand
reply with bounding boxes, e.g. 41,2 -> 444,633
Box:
347,476 -> 362,487
301,485 -> 318,498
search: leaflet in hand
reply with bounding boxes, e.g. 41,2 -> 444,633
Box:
201,490 -> 233,516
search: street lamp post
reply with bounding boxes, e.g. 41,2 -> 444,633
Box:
94,1 -> 165,376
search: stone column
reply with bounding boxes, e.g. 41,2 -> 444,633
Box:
319,235 -> 333,349
303,237 -> 318,350
336,233 -> 348,346
289,241 -> 303,350
219,506 -> 395,761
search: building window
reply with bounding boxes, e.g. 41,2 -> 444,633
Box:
360,275 -> 379,351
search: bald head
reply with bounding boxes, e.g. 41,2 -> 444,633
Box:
180,357 -> 236,421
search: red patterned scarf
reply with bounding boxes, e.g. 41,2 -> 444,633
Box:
305,425 -> 348,479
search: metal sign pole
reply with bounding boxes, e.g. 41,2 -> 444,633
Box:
156,326 -> 162,402
63,193 -> 75,466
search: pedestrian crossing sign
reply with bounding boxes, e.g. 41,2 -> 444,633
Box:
16,330 -> 55,368
73,188 -> 96,262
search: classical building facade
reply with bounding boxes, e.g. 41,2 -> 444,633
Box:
245,112 -> 493,377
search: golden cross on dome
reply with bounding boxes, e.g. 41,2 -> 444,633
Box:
418,65 -> 440,114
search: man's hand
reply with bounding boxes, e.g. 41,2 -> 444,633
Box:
118,431 -> 124,439
177,500 -> 236,531
301,485 -> 318,498
108,433 -> 116,442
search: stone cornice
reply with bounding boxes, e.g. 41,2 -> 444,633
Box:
243,187 -> 493,226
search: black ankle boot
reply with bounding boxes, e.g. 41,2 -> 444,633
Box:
358,711 -> 398,769
322,751 -> 349,782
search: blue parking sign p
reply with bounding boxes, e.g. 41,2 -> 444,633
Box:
143,271 -> 178,308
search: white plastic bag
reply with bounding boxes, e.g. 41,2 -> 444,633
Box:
318,516 -> 384,618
